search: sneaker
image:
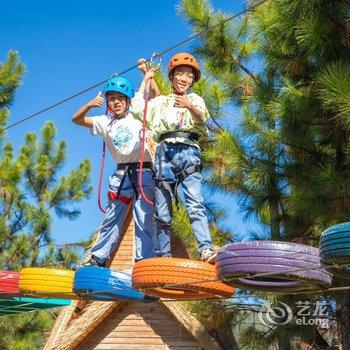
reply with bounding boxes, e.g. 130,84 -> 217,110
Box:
72,257 -> 106,270
200,249 -> 217,264
156,254 -> 172,258
89,257 -> 107,267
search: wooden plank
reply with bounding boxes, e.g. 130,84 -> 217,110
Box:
103,329 -> 182,335
110,252 -> 133,257
105,319 -> 178,325
99,338 -> 165,345
89,346 -> 199,350
108,258 -> 134,262
163,302 -> 222,350
106,325 -> 157,331
103,334 -> 169,339
56,302 -> 125,350
110,312 -> 174,319
114,314 -> 176,320
90,345 -> 166,350
108,208 -> 134,271
44,302 -> 78,350
101,334 -> 188,340
112,248 -> 133,253
103,334 -> 188,341
99,338 -> 198,346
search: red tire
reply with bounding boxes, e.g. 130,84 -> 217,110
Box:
0,271 -> 20,296
132,258 -> 234,300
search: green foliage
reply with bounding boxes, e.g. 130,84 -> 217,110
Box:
154,70 -> 172,95
0,121 -> 93,270
181,0 -> 257,103
0,311 -> 54,350
172,201 -> 233,258
185,300 -> 239,349
0,51 -> 92,348
0,51 -> 25,139
180,0 -> 350,348
0,51 -> 25,108
317,61 -> 350,130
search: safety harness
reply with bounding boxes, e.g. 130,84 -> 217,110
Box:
156,131 -> 201,204
97,102 -> 152,212
107,161 -> 153,206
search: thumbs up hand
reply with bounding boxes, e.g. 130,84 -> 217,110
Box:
88,92 -> 104,108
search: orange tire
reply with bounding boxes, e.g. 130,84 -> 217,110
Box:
132,258 -> 234,300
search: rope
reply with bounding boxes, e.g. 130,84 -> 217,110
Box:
97,140 -> 107,213
138,53 -> 162,205
96,103 -> 111,214
1,0 -> 269,132
137,78 -> 154,205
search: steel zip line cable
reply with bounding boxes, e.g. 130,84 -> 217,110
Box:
1,0 -> 269,132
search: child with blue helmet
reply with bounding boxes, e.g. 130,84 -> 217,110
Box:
72,75 -> 156,267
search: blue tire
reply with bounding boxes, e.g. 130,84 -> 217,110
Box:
73,267 -> 157,303
320,222 -> 350,279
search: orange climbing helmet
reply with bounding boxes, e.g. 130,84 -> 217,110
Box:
167,52 -> 201,82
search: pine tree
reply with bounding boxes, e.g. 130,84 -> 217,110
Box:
0,51 -> 92,349
180,0 -> 350,348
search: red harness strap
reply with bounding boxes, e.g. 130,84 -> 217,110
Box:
107,191 -> 132,205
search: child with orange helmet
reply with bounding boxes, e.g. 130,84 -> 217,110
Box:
132,53 -> 215,262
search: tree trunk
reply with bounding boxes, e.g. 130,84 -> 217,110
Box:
340,291 -> 350,350
269,200 -> 281,240
216,328 -> 239,350
170,230 -> 190,258
278,339 -> 291,350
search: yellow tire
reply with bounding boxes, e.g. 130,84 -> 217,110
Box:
19,268 -> 78,299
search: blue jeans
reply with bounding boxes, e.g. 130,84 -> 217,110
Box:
154,143 -> 213,257
91,168 -> 156,263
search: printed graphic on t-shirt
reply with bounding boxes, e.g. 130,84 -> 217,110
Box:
163,97 -> 171,109
113,126 -> 134,153
175,110 -> 186,130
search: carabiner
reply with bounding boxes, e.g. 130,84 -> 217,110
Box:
147,52 -> 162,72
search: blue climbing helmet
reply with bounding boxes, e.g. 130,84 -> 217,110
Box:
102,75 -> 135,100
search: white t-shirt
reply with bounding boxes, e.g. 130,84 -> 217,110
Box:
90,112 -> 152,164
131,92 -> 210,147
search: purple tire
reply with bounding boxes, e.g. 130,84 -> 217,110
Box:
216,241 -> 332,293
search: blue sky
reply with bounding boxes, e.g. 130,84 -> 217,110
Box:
1,0 -> 261,246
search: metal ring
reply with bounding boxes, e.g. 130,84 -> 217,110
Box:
149,52 -> 162,71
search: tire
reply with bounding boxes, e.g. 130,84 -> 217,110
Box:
216,241 -> 332,293
132,258 -> 234,300
73,266 -> 157,303
0,271 -> 20,296
320,222 -> 350,279
19,268 -> 77,299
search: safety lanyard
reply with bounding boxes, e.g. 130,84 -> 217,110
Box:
138,52 -> 162,205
